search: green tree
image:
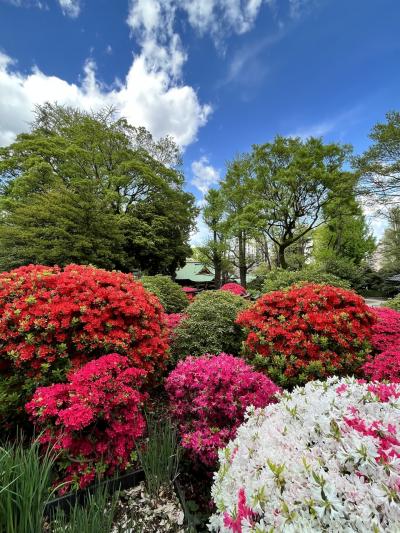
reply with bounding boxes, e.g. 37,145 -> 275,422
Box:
250,136 -> 357,269
0,104 -> 196,273
380,207 -> 400,273
355,111 -> 400,204
198,188 -> 230,288
221,155 -> 260,287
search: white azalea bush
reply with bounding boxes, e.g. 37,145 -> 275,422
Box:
209,377 -> 400,532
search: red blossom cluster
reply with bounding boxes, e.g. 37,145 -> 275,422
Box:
182,286 -> 197,301
26,354 -> 147,492
369,307 -> 400,352
0,264 -> 169,423
220,283 -> 247,296
362,307 -> 400,382
165,313 -> 187,342
237,284 -> 375,387
165,353 -> 280,466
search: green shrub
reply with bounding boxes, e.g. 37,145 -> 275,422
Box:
140,275 -> 188,313
385,293 -> 400,312
262,266 -> 351,293
171,291 -> 248,359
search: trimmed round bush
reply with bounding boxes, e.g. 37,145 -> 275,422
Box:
165,353 -> 280,466
210,377 -> 400,532
0,264 -> 169,426
370,306 -> 400,352
170,291 -> 248,359
140,275 -> 188,313
237,283 -> 374,387
385,293 -> 400,312
262,266 -> 351,293
26,354 -> 147,492
220,283 -> 247,296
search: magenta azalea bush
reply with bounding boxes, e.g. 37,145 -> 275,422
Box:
370,306 -> 400,352
165,353 -> 280,467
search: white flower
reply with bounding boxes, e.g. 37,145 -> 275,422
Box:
209,377 -> 400,532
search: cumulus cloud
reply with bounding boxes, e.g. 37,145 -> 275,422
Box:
58,0 -> 80,18
191,156 -> 220,195
0,50 -> 211,148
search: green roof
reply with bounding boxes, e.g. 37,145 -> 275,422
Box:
175,261 -> 215,282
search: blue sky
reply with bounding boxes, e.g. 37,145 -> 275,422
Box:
0,0 -> 399,241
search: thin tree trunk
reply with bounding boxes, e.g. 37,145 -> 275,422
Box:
238,232 -> 247,287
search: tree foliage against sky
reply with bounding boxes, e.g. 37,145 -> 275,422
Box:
0,104 -> 197,273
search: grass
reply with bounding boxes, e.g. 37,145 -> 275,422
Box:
137,414 -> 181,497
0,437 -> 57,533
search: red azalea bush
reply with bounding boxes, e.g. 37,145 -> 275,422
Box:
237,284 -> 375,388
0,264 -> 168,425
26,354 -> 147,492
220,283 -> 247,296
362,348 -> 400,382
165,353 -> 280,467
369,306 -> 400,352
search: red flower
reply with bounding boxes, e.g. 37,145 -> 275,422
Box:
26,354 -> 147,492
237,284 -> 375,387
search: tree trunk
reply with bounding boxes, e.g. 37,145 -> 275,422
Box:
278,245 -> 288,269
214,259 -> 222,289
238,232 -> 247,287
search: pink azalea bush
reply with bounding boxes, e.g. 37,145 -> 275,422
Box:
26,354 -> 147,492
220,283 -> 246,296
363,347 -> 400,382
210,377 -> 400,532
165,353 -> 280,467
370,306 -> 400,352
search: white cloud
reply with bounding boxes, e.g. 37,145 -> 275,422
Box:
0,50 -> 211,148
58,0 -> 80,17
191,156 -> 220,195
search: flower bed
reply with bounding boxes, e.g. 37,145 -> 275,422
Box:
210,377 -> 400,532
0,264 -> 169,427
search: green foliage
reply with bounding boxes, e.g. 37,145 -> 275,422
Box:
50,485 -> 120,533
380,207 -> 400,274
137,415 -> 181,497
0,438 -> 57,533
355,110 -> 400,204
0,104 -> 196,274
262,266 -> 351,293
385,294 -> 400,312
250,136 -> 357,269
140,275 -> 188,313
171,290 -> 248,359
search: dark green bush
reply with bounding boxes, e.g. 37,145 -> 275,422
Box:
140,275 -> 188,313
171,291 -> 248,359
262,266 -> 351,293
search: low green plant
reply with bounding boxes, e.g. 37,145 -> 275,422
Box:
385,293 -> 400,312
50,485 -> 119,533
137,415 -> 181,497
262,266 -> 351,293
171,290 -> 248,359
0,438 -> 57,533
140,275 -> 189,313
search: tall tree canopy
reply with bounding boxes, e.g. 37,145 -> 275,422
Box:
0,104 -> 197,274
380,207 -> 400,273
355,111 -> 400,206
250,136 -> 357,269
